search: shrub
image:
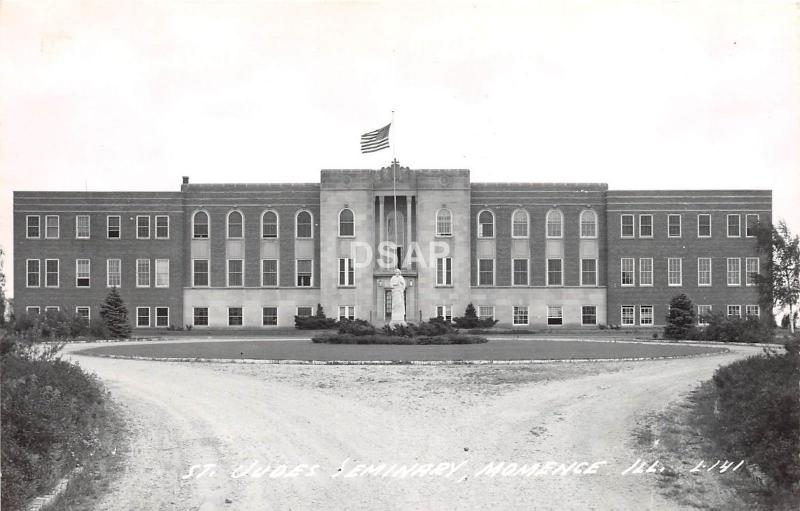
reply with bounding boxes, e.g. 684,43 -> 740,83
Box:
664,293 -> 696,340
337,318 -> 375,336
294,303 -> 338,330
453,303 -> 498,329
89,318 -> 110,339
696,312 -> 772,343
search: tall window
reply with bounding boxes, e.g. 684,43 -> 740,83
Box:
76,215 -> 90,239
45,215 -> 60,239
76,259 -> 90,287
338,258 -> 354,286
547,306 -> 563,326
339,209 -> 355,237
227,259 -> 244,287
582,306 -> 597,325
436,209 -> 452,236
26,259 -> 40,287
155,307 -> 169,327
193,307 -> 209,326
745,257 -> 759,286
512,209 -> 529,238
45,259 -> 59,287
192,259 -> 209,287
621,258 -> 635,286
107,215 -> 121,239
296,259 -> 312,286
227,211 -> 243,238
478,210 -> 494,238
228,307 -> 243,326
547,259 -> 562,286
155,259 -> 169,287
697,258 -> 712,286
261,259 -> 278,286
262,307 -> 278,326
76,307 -> 90,321
338,306 -> 355,321
745,214 -> 759,237
136,216 -> 150,239
727,214 -> 740,237
546,210 -> 563,238
107,259 -> 122,287
296,306 -> 313,318
620,214 -> 634,238
745,305 -> 760,318
621,306 -> 635,326
478,306 -> 495,322
581,259 -> 597,286
580,210 -> 597,238
155,215 -> 169,239
136,307 -> 150,327
639,258 -> 653,286
667,214 -> 681,237
640,306 -> 654,326
262,211 -> 278,239
435,305 -> 453,322
513,306 -> 529,325
697,214 -> 711,237
697,305 -> 712,325
296,211 -> 313,238
727,258 -> 741,286
27,216 -> 40,238
727,305 -> 741,318
136,259 -> 150,287
667,258 -> 682,286
513,259 -> 529,286
478,259 -> 494,286
436,257 -> 452,286
639,214 -> 653,238
193,211 -> 209,239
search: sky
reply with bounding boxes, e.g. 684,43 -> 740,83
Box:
1,0 -> 798,297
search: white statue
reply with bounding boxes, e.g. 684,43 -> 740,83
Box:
389,268 -> 407,326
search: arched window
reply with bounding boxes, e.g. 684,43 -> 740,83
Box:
436,209 -> 452,236
478,210 -> 494,238
296,210 -> 313,238
339,208 -> 354,237
580,210 -> 597,238
192,211 -> 209,239
262,210 -> 278,239
512,209 -> 529,238
227,210 -> 243,239
546,209 -> 563,238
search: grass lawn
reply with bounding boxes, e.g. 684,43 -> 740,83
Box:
77,338 -> 725,362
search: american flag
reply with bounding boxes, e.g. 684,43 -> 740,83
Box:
360,123 -> 391,153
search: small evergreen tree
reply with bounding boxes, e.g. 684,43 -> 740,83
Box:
664,293 -> 696,340
314,303 -> 327,318
99,287 -> 131,339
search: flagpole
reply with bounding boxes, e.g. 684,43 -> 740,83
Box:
391,110 -> 399,268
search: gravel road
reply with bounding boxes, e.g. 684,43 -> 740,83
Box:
65,343 -> 761,510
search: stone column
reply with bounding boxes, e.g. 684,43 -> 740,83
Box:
405,195 -> 412,265
378,195 -> 385,267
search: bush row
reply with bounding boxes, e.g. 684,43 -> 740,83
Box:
311,333 -> 488,344
295,303 -> 498,331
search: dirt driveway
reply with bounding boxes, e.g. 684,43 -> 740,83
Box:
65,342 -> 761,510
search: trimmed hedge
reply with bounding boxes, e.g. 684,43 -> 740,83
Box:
311,333 -> 488,344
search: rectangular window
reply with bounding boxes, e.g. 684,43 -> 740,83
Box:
727,257 -> 741,286
45,259 -> 59,287
136,215 -> 150,239
227,259 -> 244,287
478,306 -> 495,322
136,307 -> 150,327
76,306 -> 90,321
727,214 -> 740,237
697,214 -> 711,238
547,259 -> 562,286
228,307 -> 243,326
745,257 -> 759,286
193,259 -> 209,287
261,259 -> 278,287
45,306 -> 60,313
26,259 -> 40,287
620,214 -> 634,238
193,307 -> 209,326
639,214 -> 653,238
106,259 -> 122,287
435,305 -> 452,322
338,258 -> 354,286
107,215 -> 121,239
76,259 -> 90,287
745,305 -> 760,318
436,257 -> 452,286
668,258 -> 682,286
338,306 -> 355,321
26,306 -> 41,315
513,306 -> 529,326
155,215 -> 169,239
640,305 -> 654,326
26,215 -> 40,238
639,258 -> 653,286
621,305 -> 636,326
262,307 -> 278,326
697,305 -> 712,326
76,215 -> 90,239
580,259 -> 597,286
513,258 -> 529,286
155,307 -> 169,327
697,258 -> 712,286
136,259 -> 151,287
581,305 -> 597,325
296,259 -> 312,287
155,259 -> 169,288
547,305 -> 563,326
296,306 -> 313,318
668,214 -> 681,238
45,215 -> 59,239
727,305 -> 741,318
621,258 -> 635,286
478,259 -> 494,286
745,214 -> 759,237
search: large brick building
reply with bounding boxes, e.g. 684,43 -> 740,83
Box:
13,162 -> 771,329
